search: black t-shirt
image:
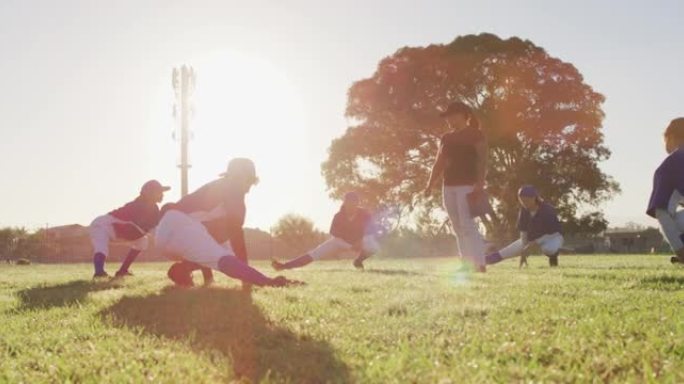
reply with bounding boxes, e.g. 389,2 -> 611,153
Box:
440,127 -> 485,186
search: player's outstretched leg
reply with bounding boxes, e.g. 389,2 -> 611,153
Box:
272,254 -> 314,271
218,255 -> 294,287
115,249 -> 141,277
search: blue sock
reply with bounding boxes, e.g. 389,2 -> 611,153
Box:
118,249 -> 140,273
217,256 -> 271,286
485,252 -> 503,265
94,252 -> 106,274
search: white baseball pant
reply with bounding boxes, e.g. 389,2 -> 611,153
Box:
308,235 -> 380,260
89,214 -> 149,257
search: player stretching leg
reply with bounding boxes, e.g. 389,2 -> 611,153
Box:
272,192 -> 381,271
485,185 -> 563,267
647,118 -> 684,264
155,158 -> 295,288
89,180 -> 170,278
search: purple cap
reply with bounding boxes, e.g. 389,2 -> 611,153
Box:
140,180 -> 171,195
518,185 -> 539,198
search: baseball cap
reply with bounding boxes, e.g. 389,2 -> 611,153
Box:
343,191 -> 360,204
140,180 -> 171,195
439,101 -> 473,118
518,185 -> 539,198
219,158 -> 259,183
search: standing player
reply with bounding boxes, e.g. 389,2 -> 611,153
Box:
155,158 -> 293,287
89,180 -> 170,278
647,118 -> 684,264
485,185 -> 563,267
424,102 -> 489,272
271,192 -> 381,271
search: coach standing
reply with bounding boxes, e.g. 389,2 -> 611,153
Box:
424,102 -> 489,272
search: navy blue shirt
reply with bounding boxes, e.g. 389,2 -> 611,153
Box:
330,208 -> 372,244
440,127 -> 485,186
646,148 -> 684,218
163,178 -> 248,261
109,197 -> 161,234
517,202 -> 562,241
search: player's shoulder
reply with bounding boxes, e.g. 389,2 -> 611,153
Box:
540,202 -> 558,215
664,148 -> 684,167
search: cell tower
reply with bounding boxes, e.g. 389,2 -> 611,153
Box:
172,65 -> 196,197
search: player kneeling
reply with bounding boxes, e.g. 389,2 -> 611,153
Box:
647,118 -> 684,264
272,192 -> 381,271
156,158 -> 296,288
485,185 -> 563,267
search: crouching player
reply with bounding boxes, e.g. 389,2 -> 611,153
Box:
647,118 -> 684,264
485,185 -> 563,267
272,192 -> 381,271
89,180 -> 170,278
156,158 -> 295,288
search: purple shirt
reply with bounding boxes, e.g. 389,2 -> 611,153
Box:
109,197 -> 160,233
330,208 -> 373,244
517,202 -> 562,241
647,148 -> 684,218
163,178 -> 248,260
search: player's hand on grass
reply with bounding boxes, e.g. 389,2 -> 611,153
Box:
269,276 -> 305,287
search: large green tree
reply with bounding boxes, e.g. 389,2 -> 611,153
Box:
322,33 -> 619,238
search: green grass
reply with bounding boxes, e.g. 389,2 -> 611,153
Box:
2,256 -> 684,383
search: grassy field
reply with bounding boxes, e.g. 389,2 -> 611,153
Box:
2,256 -> 684,383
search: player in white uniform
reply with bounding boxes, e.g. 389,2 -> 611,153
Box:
89,180 -> 170,278
271,192 -> 381,271
155,158 -> 294,287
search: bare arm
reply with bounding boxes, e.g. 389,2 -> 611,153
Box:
474,140 -> 488,190
424,143 -> 447,195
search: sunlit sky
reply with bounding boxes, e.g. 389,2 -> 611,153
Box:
1,0 -> 683,231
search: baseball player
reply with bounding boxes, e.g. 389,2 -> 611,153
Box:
485,185 -> 563,267
155,158 -> 294,287
271,191 -> 381,271
647,118 -> 684,264
89,180 -> 170,278
424,102 -> 489,272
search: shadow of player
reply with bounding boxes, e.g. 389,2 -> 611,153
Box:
100,286 -> 351,383
16,279 -> 124,311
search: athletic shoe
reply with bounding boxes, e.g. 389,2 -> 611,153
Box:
93,271 -> 110,279
167,263 -> 194,288
271,259 -> 285,271
353,257 -> 365,270
671,257 -> 681,264
548,253 -> 559,267
477,265 -> 487,273
114,270 -> 134,278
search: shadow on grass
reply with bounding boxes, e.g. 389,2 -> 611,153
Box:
321,268 -> 425,277
563,272 -> 684,291
101,286 -> 351,383
16,280 -> 123,311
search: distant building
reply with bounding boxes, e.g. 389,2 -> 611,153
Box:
604,228 -> 665,254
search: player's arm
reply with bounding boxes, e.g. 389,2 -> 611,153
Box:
520,231 -> 529,247
330,213 -> 343,238
228,223 -> 248,263
424,140 -> 447,196
474,139 -> 488,191
656,209 -> 684,256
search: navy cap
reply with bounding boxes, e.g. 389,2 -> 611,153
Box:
518,185 -> 539,198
